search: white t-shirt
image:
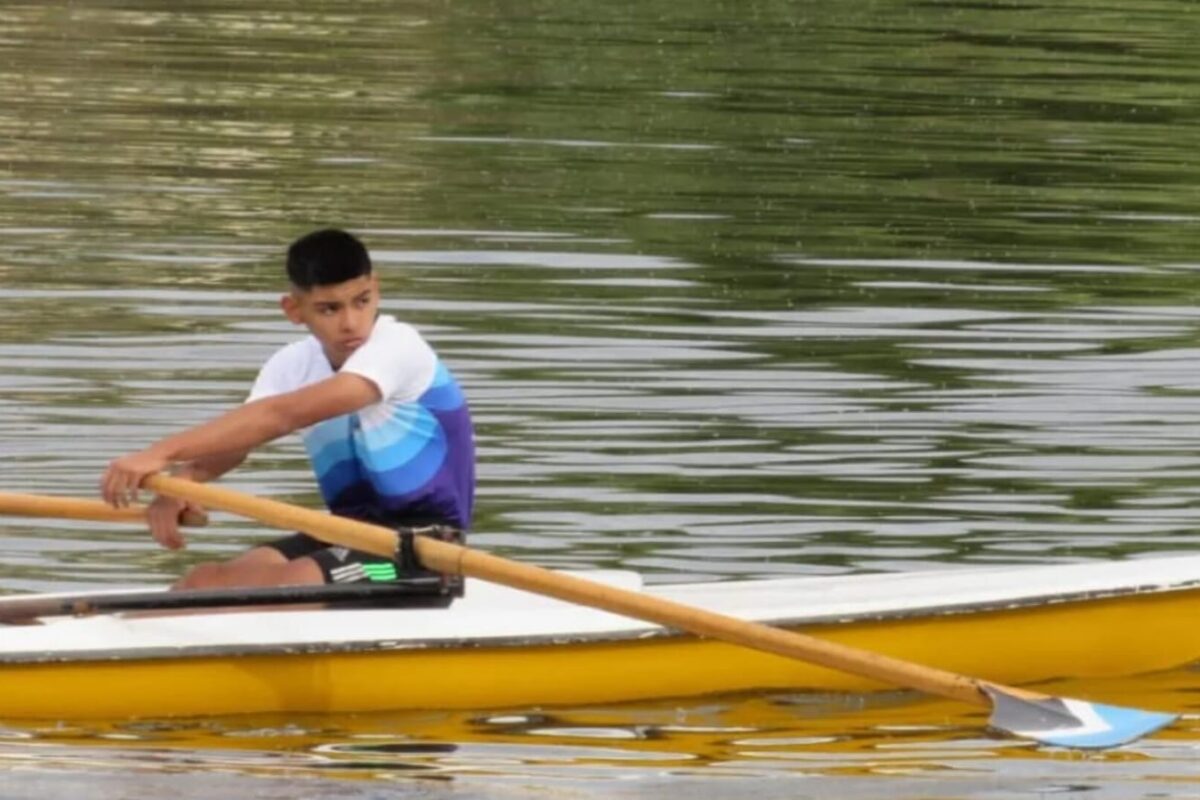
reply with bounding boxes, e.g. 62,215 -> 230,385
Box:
248,314 -> 436,406
247,314 -> 475,528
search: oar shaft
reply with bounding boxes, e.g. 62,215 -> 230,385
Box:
425,537 -> 989,706
145,474 -> 989,707
0,492 -> 207,527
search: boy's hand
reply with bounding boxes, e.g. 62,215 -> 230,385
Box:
145,494 -> 199,550
101,448 -> 169,507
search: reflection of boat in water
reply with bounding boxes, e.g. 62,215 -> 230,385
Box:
2,670 -> 1196,787
0,556 -> 1196,720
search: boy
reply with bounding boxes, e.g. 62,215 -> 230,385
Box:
99,228 -> 475,589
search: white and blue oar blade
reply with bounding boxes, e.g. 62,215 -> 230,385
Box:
983,686 -> 1177,749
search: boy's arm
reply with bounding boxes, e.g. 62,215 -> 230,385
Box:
171,449 -> 250,484
101,372 -> 381,507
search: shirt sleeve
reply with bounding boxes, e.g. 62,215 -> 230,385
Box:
341,317 -> 437,404
246,349 -> 291,403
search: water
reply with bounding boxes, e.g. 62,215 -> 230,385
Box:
0,0 -> 1198,796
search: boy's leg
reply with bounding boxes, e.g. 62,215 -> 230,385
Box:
169,532 -> 421,591
172,537 -> 325,590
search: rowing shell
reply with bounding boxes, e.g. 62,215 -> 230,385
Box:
0,555 -> 1195,720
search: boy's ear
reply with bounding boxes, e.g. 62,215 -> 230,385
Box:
280,293 -> 304,324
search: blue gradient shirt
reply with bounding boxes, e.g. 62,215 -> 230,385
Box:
247,315 -> 475,529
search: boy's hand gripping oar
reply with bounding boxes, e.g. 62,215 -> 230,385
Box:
144,474 -> 1177,750
0,491 -> 207,527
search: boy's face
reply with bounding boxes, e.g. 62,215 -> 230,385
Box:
281,274 -> 380,368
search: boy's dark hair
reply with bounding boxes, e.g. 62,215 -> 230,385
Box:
286,228 -> 372,289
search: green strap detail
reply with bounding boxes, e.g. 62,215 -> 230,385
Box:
362,563 -> 399,583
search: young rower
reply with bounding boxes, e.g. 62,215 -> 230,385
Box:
99,228 -> 475,589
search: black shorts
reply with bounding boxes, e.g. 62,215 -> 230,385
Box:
262,532 -> 408,584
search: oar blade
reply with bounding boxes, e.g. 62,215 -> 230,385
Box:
983,686 -> 1177,749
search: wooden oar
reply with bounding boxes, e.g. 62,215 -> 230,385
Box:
144,473 -> 1176,749
0,492 -> 208,527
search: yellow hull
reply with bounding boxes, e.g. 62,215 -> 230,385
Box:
5,582 -> 1196,720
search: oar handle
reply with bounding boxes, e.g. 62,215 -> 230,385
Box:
144,474 -> 993,708
0,492 -> 208,527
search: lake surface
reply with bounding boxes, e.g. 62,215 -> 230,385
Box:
0,0 -> 1197,797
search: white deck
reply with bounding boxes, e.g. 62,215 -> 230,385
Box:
1,555 -> 1198,660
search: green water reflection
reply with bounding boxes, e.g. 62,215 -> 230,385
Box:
0,1 -> 1198,794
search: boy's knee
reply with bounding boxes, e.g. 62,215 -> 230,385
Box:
172,561 -> 226,590
170,556 -> 324,591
